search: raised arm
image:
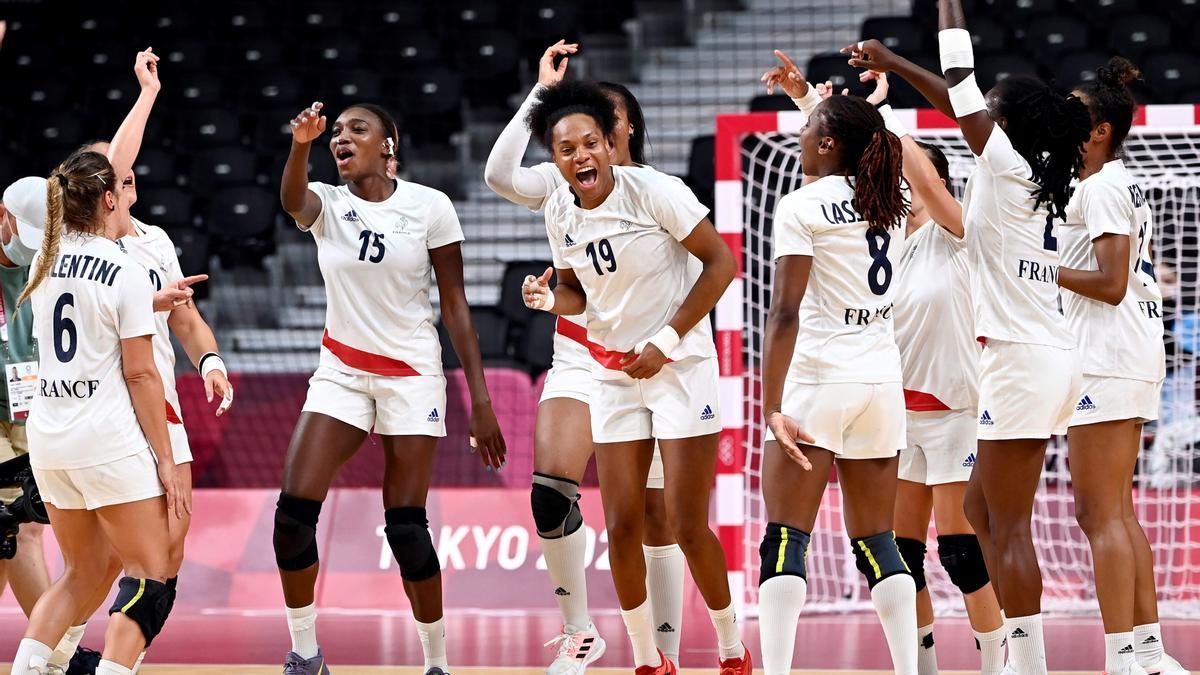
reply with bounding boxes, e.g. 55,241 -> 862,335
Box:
281,102 -> 326,227
841,40 -> 954,120
936,0 -> 994,155
483,41 -> 576,209
107,49 -> 161,185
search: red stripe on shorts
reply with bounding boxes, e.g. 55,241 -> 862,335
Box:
321,330 -> 421,376
903,389 -> 952,412
555,316 -> 672,372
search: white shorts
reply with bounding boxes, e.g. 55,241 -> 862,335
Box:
35,449 -> 164,511
591,357 -> 721,443
899,408 -> 977,485
539,335 -> 593,404
976,340 -> 1082,440
769,381 -> 906,459
302,365 -> 447,437
169,423 -> 193,464
1069,375 -> 1162,426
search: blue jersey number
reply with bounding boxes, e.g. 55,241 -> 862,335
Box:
357,230 -> 386,263
1135,219 -> 1156,282
53,293 -> 78,363
585,239 -> 617,276
148,268 -> 162,291
866,229 -> 893,295
1043,221 -> 1058,251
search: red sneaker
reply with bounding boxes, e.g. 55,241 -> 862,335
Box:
719,644 -> 753,675
634,649 -> 678,675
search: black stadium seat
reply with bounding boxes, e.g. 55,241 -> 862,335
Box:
976,54 -> 1040,91
440,0 -> 506,31
177,109 -> 243,149
499,261 -> 555,325
968,16 -> 1008,55
517,311 -> 557,372
397,67 -> 464,143
684,134 -> 716,214
135,189 -> 194,230
131,148 -> 179,189
1143,51 -> 1200,100
910,0 -> 983,29
1054,50 -> 1110,89
994,0 -> 1058,23
305,35 -> 363,68
1107,14 -> 1171,60
163,40 -> 212,72
392,32 -> 444,70
205,186 -> 277,238
240,72 -> 303,108
1025,15 -> 1090,59
861,16 -> 926,56
1078,0 -> 1143,24
173,73 -> 225,108
235,38 -> 286,69
470,307 -> 512,361
806,54 -> 874,98
518,0 -> 581,49
191,147 -> 259,190
165,227 -> 212,299
749,94 -> 797,111
458,30 -> 520,105
327,70 -> 385,102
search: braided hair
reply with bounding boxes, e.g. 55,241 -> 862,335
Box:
1075,56 -> 1142,152
990,75 -> 1093,227
816,96 -> 910,231
526,80 -> 617,150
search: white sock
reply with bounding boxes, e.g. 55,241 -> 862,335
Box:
870,575 -> 918,675
48,623 -> 87,667
416,617 -> 449,670
132,651 -> 146,673
644,543 -> 685,662
1005,613 -> 1048,675
96,660 -> 135,675
917,624 -> 938,675
758,575 -> 807,675
542,527 -> 591,630
1134,622 -> 1164,668
12,638 -> 53,674
973,623 -> 1008,675
1105,631 -> 1136,674
707,602 -> 744,660
620,599 -> 661,667
285,602 -> 320,659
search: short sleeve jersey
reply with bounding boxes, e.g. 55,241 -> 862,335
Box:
300,180 -> 464,377
1059,159 -> 1165,381
122,219 -> 185,422
894,219 -> 979,410
961,126 -> 1074,349
27,234 -> 156,470
773,175 -> 907,384
542,166 -> 714,373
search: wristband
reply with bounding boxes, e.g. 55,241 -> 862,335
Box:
877,104 -> 910,138
948,74 -> 988,117
938,28 -> 974,73
635,326 -> 681,358
524,275 -> 556,312
199,352 -> 227,378
791,87 -> 823,117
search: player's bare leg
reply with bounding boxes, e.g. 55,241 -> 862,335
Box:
894,480 -> 937,675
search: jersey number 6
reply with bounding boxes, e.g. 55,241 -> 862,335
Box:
53,293 -> 78,363
866,230 -> 893,295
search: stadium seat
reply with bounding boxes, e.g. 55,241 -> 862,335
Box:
166,228 -> 212,298
397,67 -> 464,142
87,71 -> 139,109
293,4 -> 345,31
223,5 -> 270,31
392,31 -> 444,70
235,38 -> 286,69
177,109 -> 244,150
976,54 -> 1040,90
498,260 -> 555,325
205,186 -> 277,238
191,148 -> 259,191
163,40 -> 211,72
458,30 -> 520,105
305,35 -> 364,68
305,147 -> 343,187
131,148 -> 179,189
84,38 -> 126,70
1025,15 -> 1090,59
684,135 -> 716,214
135,189 -> 195,230
363,0 -> 429,31
1054,50 -> 1110,89
1179,88 -> 1200,103
806,54 -> 874,98
861,16 -> 926,56
32,112 -> 84,150
967,16 -> 1008,55
1107,14 -> 1171,60
910,0 -> 983,28
517,0 -> 582,49
994,0 -> 1058,24
240,72 -> 303,108
470,307 -> 512,361
439,0 -> 507,30
749,94 -> 797,112
1143,51 -> 1200,100
516,311 -> 557,372
326,70 -> 385,102
173,73 -> 225,108
21,77 -> 72,110
1078,0 -> 1143,23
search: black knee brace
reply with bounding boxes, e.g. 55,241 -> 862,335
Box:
937,533 -> 990,594
852,531 -> 911,590
759,522 -> 811,585
108,576 -> 176,647
531,473 -> 583,539
896,537 -> 928,592
385,507 -> 440,582
274,493 -> 322,572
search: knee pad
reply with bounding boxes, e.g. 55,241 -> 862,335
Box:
759,522 -> 811,585
108,576 -> 175,647
531,473 -> 583,539
385,507 -> 440,582
273,493 -> 322,572
852,531 -> 911,590
896,537 -> 928,593
937,533 -> 990,594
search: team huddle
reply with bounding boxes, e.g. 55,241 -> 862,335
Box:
0,0 -> 1191,674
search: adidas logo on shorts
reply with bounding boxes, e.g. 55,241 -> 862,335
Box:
700,404 -> 715,421
1076,395 -> 1096,411
962,453 -> 976,468
427,409 -> 440,422
342,209 -> 361,222
564,233 -> 577,247
979,410 -> 994,426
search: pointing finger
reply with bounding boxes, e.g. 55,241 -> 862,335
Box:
774,49 -> 799,73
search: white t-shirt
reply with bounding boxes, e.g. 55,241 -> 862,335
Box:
1059,159 -> 1165,382
895,219 -> 979,410
122,219 -> 185,423
301,180 -> 464,377
773,175 -> 907,384
27,234 -> 157,470
961,126 -> 1074,349
543,166 -> 713,375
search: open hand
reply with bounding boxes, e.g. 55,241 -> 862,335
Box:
522,267 -> 554,310
205,370 -> 234,417
290,102 -> 327,144
767,411 -> 817,470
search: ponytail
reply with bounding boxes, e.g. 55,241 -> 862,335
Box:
17,176 -> 64,306
854,127 -> 909,232
1076,56 -> 1142,152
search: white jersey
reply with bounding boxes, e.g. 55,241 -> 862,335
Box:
1059,159 -> 1165,382
895,220 -> 979,411
122,219 -> 185,423
27,234 -> 156,470
543,166 -> 713,376
962,127 -> 1074,349
773,175 -> 907,384
301,180 -> 464,377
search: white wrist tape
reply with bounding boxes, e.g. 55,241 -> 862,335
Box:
635,326 -> 681,358
877,105 -> 910,138
792,87 -> 823,117
948,74 -> 988,117
523,275 -> 556,312
199,353 -> 227,379
938,28 -> 974,73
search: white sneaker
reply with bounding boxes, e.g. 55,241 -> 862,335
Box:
1144,653 -> 1191,675
1108,665 -> 1151,675
544,623 -> 607,674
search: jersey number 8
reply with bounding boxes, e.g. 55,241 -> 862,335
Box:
53,293 -> 78,363
866,230 -> 893,295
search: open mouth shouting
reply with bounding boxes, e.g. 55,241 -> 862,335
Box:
334,145 -> 355,168
576,166 -> 598,188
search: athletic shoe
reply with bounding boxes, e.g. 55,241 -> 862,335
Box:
634,650 -> 677,675
283,649 -> 330,675
424,669 -> 450,675
544,623 -> 607,674
718,644 -> 752,675
1144,654 -> 1191,675
1105,665 -> 1151,675
66,647 -> 101,675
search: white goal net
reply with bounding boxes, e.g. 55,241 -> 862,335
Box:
735,114 -> 1200,618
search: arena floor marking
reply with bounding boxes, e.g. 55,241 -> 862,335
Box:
116,668 -> 1098,674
